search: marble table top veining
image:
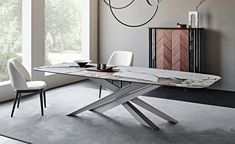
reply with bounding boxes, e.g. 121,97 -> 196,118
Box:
34,63 -> 221,89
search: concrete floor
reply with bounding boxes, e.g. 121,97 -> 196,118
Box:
0,80 -> 235,144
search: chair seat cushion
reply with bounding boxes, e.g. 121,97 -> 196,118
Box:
26,81 -> 46,90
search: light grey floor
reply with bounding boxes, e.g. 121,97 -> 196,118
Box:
0,80 -> 235,144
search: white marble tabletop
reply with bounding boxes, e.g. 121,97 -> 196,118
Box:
34,63 -> 221,88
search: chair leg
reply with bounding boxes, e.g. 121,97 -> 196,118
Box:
99,85 -> 102,98
39,90 -> 44,116
43,90 -> 46,108
11,91 -> 20,117
17,93 -> 22,108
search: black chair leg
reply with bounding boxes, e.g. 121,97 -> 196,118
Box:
39,90 -> 44,116
43,90 -> 46,108
99,85 -> 102,98
11,91 -> 20,117
17,93 -> 22,108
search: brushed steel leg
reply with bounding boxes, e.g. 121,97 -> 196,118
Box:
123,102 -> 159,130
68,83 -> 147,116
93,85 -> 159,113
131,98 -> 178,124
68,78 -> 177,130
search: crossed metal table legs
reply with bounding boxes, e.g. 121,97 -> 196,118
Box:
68,78 -> 177,130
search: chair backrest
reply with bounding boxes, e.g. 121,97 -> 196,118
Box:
107,51 -> 133,66
7,58 -> 30,91
11,59 -> 31,82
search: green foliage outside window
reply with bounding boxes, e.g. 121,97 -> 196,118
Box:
0,0 -> 22,82
45,0 -> 83,65
0,0 -> 83,81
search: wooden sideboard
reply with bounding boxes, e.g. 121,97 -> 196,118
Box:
149,27 -> 204,73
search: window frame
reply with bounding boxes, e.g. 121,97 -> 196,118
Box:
0,0 -> 98,102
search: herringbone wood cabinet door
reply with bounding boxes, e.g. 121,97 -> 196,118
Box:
156,29 -> 189,71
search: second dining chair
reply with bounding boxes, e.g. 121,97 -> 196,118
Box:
7,58 -> 47,117
98,51 -> 133,98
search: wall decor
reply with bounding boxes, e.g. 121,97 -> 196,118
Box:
104,0 -> 163,27
188,11 -> 199,28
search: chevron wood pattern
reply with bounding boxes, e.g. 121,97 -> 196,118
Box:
156,29 -> 172,70
156,29 -> 189,71
172,30 -> 189,71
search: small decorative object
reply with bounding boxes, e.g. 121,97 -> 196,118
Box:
88,65 -> 115,72
74,60 -> 91,67
188,0 -> 207,28
97,64 -> 101,70
101,64 -> 106,70
177,23 -> 187,28
188,11 -> 199,28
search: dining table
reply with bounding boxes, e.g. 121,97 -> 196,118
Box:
34,63 -> 221,130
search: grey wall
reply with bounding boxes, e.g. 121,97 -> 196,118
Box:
99,0 -> 235,91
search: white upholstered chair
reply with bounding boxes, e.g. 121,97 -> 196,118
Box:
107,51 -> 133,66
7,58 -> 46,117
99,51 -> 133,98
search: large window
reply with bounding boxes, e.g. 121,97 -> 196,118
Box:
0,0 -> 22,82
45,0 -> 83,65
